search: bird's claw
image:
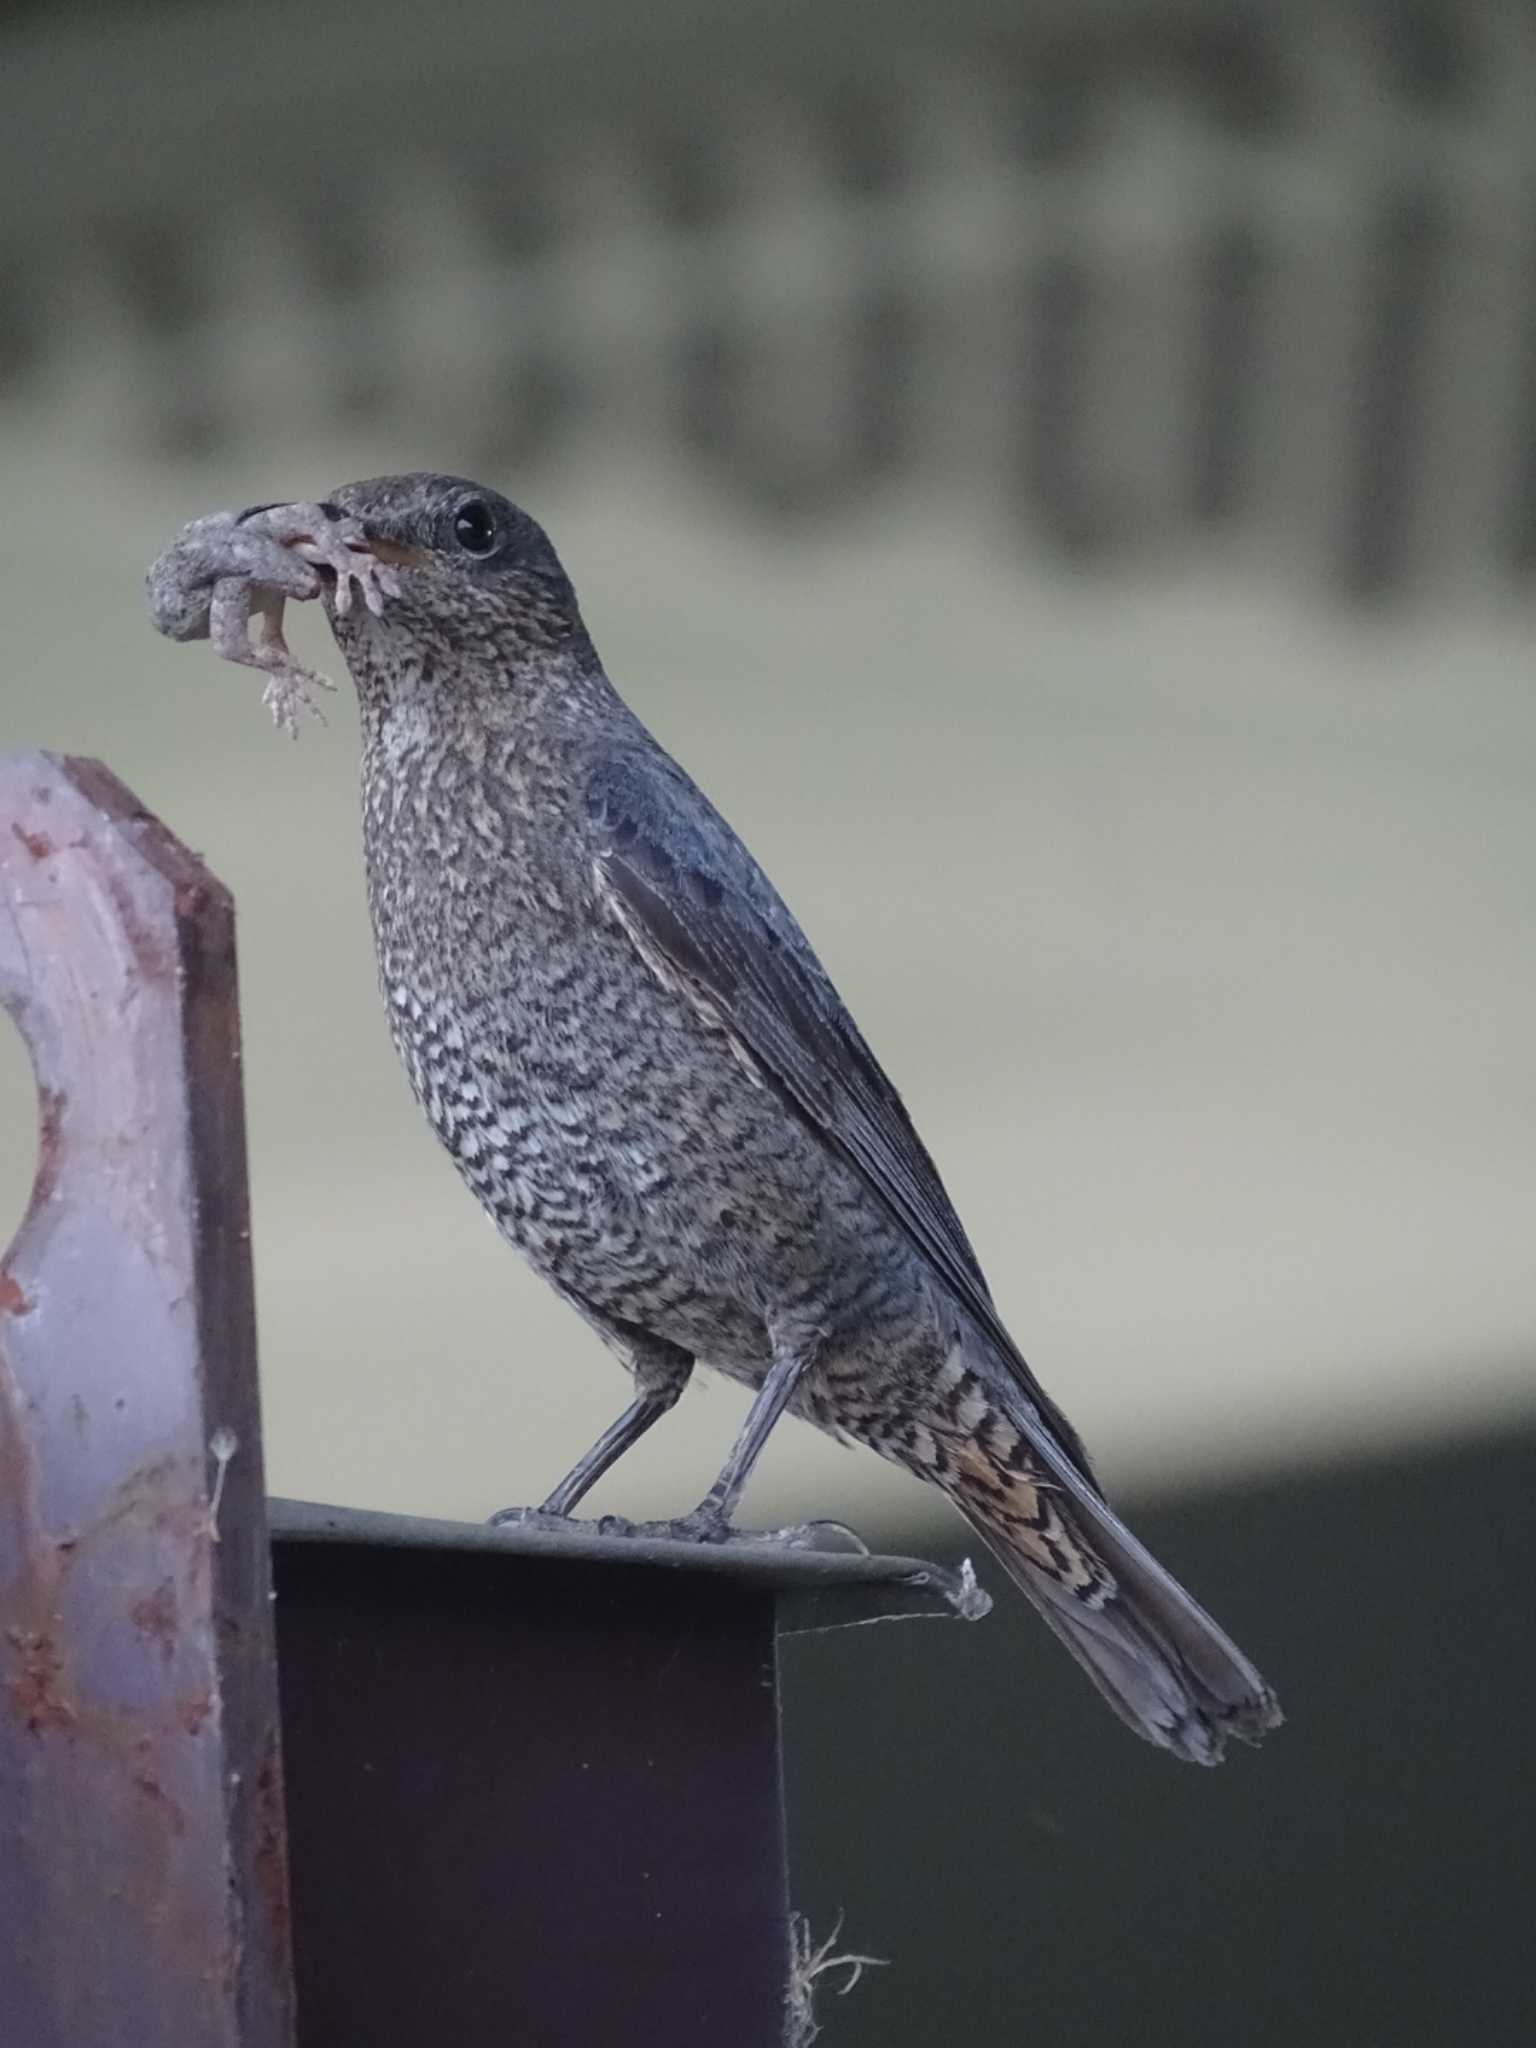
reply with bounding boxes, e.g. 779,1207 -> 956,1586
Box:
488,1504 -> 572,1534
488,1504 -> 734,1545
489,1504 -> 875,1556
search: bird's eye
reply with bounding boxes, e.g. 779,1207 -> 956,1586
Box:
452,499 -> 499,556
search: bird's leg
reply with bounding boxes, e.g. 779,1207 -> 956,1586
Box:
650,1333 -> 883,1550
538,1396 -> 672,1513
669,1337 -> 816,1540
491,1337 -> 693,1527
493,1336 -> 864,1554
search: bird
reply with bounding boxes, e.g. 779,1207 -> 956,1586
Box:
150,474 -> 1281,1764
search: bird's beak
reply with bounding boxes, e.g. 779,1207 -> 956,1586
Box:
360,534 -> 431,570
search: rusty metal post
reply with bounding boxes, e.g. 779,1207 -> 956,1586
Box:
0,752 -> 295,2047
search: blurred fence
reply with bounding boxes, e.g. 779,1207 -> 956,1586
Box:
4,0 -> 1536,598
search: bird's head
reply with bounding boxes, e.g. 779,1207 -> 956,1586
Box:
319,472 -> 597,710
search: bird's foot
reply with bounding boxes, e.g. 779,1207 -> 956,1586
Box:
719,1518 -> 872,1556
145,500 -> 399,734
488,1503 -> 872,1556
488,1504 -> 568,1534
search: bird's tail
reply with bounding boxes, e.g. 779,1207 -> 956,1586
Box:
927,1373 -> 1281,1765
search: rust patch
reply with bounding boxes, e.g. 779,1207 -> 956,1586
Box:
252,1729 -> 293,1955
27,1086 -> 65,1214
101,867 -> 176,984
129,1579 -> 179,1658
0,1272 -> 31,1315
4,1628 -> 77,1735
177,1689 -> 213,1736
130,1767 -> 187,1834
10,822 -> 52,861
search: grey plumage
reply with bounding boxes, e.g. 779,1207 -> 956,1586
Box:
151,473 -> 1282,1764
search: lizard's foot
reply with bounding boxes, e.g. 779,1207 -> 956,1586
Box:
208,579 -> 336,738
267,502 -> 401,621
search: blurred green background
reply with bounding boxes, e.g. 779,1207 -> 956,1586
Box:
2,3 -> 1533,2042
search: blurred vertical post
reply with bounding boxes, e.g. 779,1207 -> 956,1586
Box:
0,752 -> 295,2048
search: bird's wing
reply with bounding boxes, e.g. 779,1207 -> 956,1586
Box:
587,743 -> 1099,1491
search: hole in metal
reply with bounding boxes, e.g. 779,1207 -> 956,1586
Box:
0,1002 -> 38,1260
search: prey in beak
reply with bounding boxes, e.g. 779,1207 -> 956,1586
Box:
146,499 -> 404,735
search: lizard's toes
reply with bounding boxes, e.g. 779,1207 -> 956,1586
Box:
260,665 -> 334,737
311,546 -> 400,620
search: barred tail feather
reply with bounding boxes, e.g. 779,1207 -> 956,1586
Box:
937,1393 -> 1282,1765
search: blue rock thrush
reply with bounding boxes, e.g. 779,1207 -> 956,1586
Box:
148,475 -> 1281,1763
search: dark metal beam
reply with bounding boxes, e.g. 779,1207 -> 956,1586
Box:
269,1501 -> 974,2047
